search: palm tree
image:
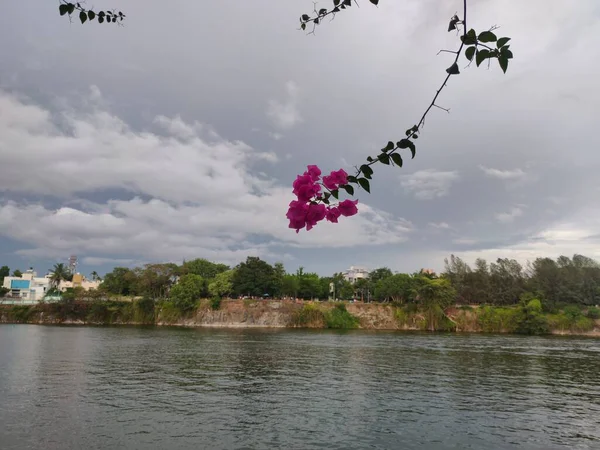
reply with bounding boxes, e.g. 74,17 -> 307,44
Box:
90,271 -> 100,281
49,263 -> 70,289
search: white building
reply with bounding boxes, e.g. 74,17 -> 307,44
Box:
2,269 -> 101,302
342,266 -> 370,284
2,269 -> 52,301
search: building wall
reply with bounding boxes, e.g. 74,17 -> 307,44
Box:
3,270 -> 100,301
342,266 -> 370,283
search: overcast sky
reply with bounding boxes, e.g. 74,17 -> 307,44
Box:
0,0 -> 599,276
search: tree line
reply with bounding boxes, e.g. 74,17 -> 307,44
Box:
4,254 -> 600,312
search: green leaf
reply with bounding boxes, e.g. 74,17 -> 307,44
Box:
319,8 -> 327,15
334,0 -> 340,5
397,139 -> 410,149
342,184 -> 354,196
460,29 -> 476,46
343,0 -> 352,6
498,55 -> 509,74
478,31 -> 497,42
98,16 -> 104,23
301,14 -> 310,21
301,23 -> 306,30
370,0 -> 380,5
465,46 -> 476,62
390,153 -> 403,167
313,18 -> 319,24
399,140 -> 417,159
366,156 -> 373,162
501,48 -> 513,59
347,175 -> 357,183
382,141 -> 394,152
379,153 -> 390,165
331,189 -> 339,200
358,178 -> 370,193
80,11 -> 87,23
496,37 -> 511,48
88,10 -> 95,20
360,164 -> 373,179
448,17 -> 459,32
446,62 -> 459,75
66,3 -> 75,14
476,49 -> 490,67
59,4 -> 69,15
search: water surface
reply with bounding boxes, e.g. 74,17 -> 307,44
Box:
0,326 -> 599,449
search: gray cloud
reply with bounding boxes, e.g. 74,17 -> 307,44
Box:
0,0 -> 599,275
400,170 -> 459,200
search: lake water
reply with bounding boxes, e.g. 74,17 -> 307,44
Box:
0,326 -> 599,449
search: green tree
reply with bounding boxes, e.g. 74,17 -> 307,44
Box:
90,271 -> 100,281
170,274 -> 204,311
296,268 -> 322,300
515,298 -> 549,335
101,267 -> 139,296
232,257 -> 276,297
369,267 -> 393,285
12,269 -> 22,278
375,273 -> 414,303
414,276 -> 457,331
281,274 -> 300,298
135,263 -> 179,299
273,262 -> 286,298
181,258 -> 229,279
50,263 -> 71,289
208,270 -> 235,298
0,265 -> 9,284
354,277 -> 371,302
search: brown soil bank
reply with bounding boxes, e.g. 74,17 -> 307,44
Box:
1,299 -> 599,337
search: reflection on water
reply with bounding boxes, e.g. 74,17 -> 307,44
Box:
0,326 -> 599,449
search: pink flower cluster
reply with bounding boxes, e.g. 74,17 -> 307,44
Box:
287,165 -> 358,233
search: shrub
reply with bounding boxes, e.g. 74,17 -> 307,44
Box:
324,303 -> 359,329
402,303 -> 419,314
515,299 -> 549,335
10,305 -> 35,323
458,305 -> 474,311
158,301 -> 183,324
290,303 -> 325,327
133,297 -> 155,324
478,306 -> 519,333
210,296 -> 222,310
86,302 -> 111,323
586,307 -> 600,320
563,305 -> 582,321
394,308 -> 407,326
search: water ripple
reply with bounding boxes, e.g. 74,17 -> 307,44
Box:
0,327 -> 599,450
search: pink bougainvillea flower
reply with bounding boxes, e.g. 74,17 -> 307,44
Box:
292,174 -> 321,202
325,206 -> 342,223
338,199 -> 359,217
287,200 -> 309,233
305,203 -> 327,231
322,169 -> 349,191
304,165 -> 322,181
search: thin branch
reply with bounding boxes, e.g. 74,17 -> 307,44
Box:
353,0 -> 468,175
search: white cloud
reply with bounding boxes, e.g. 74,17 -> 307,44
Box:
400,170 -> 459,200
266,81 -> 303,130
0,88 -> 412,264
479,165 -> 527,180
429,222 -> 450,229
496,206 -> 524,223
452,238 -> 478,245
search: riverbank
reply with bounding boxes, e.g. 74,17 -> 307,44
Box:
1,298 -> 599,336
